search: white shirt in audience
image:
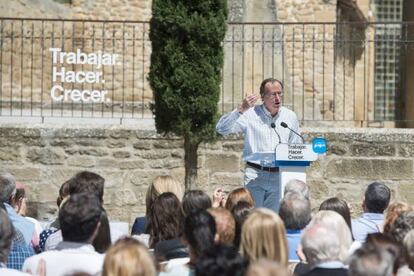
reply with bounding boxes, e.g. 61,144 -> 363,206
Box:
0,268 -> 31,276
22,242 -> 104,276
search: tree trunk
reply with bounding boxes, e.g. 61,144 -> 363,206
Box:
184,136 -> 200,191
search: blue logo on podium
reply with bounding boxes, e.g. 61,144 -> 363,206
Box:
312,138 -> 327,154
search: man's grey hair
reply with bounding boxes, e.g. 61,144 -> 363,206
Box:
0,173 -> 16,204
284,179 -> 309,199
279,192 -> 311,230
348,244 -> 394,276
301,223 -> 341,266
0,209 -> 14,262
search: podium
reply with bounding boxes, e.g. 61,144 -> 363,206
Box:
245,143 -> 322,200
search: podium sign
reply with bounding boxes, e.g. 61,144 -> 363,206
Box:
275,144 -> 318,162
275,143 -> 321,200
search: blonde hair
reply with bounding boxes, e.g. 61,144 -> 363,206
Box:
384,201 -> 413,234
225,187 -> 255,211
240,208 -> 288,264
103,238 -> 156,276
310,210 -> 352,262
145,175 -> 183,214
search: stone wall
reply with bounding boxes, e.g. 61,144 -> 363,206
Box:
0,124 -> 413,227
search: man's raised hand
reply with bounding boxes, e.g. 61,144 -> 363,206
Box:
238,93 -> 258,114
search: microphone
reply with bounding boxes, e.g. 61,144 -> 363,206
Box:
270,123 -> 281,144
280,122 -> 305,143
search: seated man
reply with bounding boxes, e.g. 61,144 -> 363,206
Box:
0,208 -> 31,275
300,224 -> 348,276
22,193 -> 104,275
352,182 -> 391,242
0,173 -> 34,246
279,192 -> 311,262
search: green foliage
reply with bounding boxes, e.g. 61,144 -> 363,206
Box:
149,0 -> 228,144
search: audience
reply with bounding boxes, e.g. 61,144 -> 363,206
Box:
208,207 -> 236,246
102,237 -> 156,276
23,193 -> 105,275
182,190 -> 212,216
352,182 -> 391,242
1,167 -> 410,276
231,201 -> 253,248
240,208 -> 288,264
279,192 -> 311,262
132,175 -> 183,235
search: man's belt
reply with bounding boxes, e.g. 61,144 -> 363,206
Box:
246,162 -> 279,172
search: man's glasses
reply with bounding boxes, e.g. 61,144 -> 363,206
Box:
265,91 -> 283,99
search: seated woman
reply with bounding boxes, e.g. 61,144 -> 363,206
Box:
131,176 -> 183,236
147,192 -> 187,262
240,208 -> 288,265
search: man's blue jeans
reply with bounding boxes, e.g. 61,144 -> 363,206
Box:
244,166 -> 281,212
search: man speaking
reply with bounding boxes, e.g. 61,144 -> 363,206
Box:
216,78 -> 301,212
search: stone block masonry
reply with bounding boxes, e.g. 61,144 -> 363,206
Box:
0,124 -> 413,227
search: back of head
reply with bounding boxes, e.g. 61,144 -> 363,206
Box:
240,208 -> 288,264
148,192 -> 183,247
403,229 -> 414,270
208,207 -> 236,246
0,209 -> 14,262
349,243 -> 394,276
319,197 -> 352,234
246,259 -> 289,276
364,182 -> 391,213
284,179 -> 309,199
182,190 -> 212,216
145,176 -> 183,212
310,210 -> 352,261
184,209 -> 216,261
388,211 -> 414,244
231,201 -> 253,248
365,233 -> 403,274
59,193 -> 102,243
224,188 -> 255,211
301,223 -> 341,266
383,201 -> 413,235
279,192 -> 311,230
0,172 -> 16,204
195,244 -> 248,276
103,237 -> 156,276
68,171 -> 105,203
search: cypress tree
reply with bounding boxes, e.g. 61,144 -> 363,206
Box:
148,0 -> 228,190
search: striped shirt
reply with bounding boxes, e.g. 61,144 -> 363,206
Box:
216,105 -> 301,163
